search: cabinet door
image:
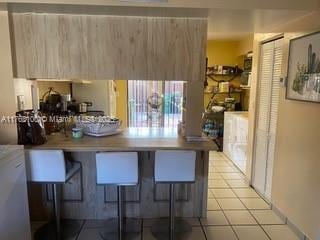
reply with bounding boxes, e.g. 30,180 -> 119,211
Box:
12,13 -> 47,78
146,18 -> 207,81
87,16 -> 148,80
234,116 -> 248,173
237,117 -> 248,143
223,113 -> 234,159
12,13 -> 207,81
58,15 -> 89,79
0,154 -> 31,240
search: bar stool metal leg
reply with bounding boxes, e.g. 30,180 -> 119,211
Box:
53,184 -> 61,240
151,184 -> 192,240
99,186 -> 141,240
118,186 -> 123,240
169,184 -> 175,240
34,184 -> 83,240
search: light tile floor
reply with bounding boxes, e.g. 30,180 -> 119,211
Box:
32,151 -> 301,240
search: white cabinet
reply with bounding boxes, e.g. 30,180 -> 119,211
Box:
223,112 -> 248,174
0,146 -> 31,240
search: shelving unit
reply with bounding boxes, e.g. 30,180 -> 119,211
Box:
202,66 -> 243,151
202,111 -> 224,150
205,90 -> 243,111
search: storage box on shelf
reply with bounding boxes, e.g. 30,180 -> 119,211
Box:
202,111 -> 224,151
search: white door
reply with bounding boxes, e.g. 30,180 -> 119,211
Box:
252,38 -> 283,201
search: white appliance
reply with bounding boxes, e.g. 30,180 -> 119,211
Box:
0,146 -> 31,240
223,112 -> 249,174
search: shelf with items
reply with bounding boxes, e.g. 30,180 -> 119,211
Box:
205,89 -> 242,113
202,111 -> 224,151
205,64 -> 243,112
206,65 -> 243,83
203,64 -> 244,151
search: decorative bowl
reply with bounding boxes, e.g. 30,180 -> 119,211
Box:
75,116 -> 122,135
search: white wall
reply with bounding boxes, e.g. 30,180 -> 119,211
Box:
13,78 -> 36,110
271,31 -> 320,240
248,11 -> 320,239
0,9 -> 17,144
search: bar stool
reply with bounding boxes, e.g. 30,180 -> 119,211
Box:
96,152 -> 141,240
151,150 -> 197,240
25,150 -> 82,240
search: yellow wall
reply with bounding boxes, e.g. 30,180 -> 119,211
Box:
37,81 -> 71,100
115,80 -> 128,127
207,40 -> 240,66
205,37 -> 253,110
237,35 -> 254,56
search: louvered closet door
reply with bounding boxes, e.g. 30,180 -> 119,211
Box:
252,38 -> 283,200
265,39 -> 283,199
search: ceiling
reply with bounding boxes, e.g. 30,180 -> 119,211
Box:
207,8 -> 312,40
3,0 -> 320,10
4,0 -> 320,40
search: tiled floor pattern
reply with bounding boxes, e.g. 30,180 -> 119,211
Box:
32,151 -> 300,240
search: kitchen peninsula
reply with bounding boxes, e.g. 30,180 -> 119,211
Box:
26,128 -> 217,220
3,4 -> 213,234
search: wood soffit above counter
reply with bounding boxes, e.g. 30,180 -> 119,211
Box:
25,128 -> 218,152
10,12 -> 207,81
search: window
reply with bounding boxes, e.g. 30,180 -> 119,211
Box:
128,80 -> 184,128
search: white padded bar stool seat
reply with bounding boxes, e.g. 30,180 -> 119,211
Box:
152,150 -> 196,240
96,152 -> 138,185
25,150 -> 82,240
95,152 -> 140,240
155,150 -> 196,183
26,150 -> 66,182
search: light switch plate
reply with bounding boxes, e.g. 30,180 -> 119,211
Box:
279,76 -> 288,87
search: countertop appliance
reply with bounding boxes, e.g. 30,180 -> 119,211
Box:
79,102 -> 88,113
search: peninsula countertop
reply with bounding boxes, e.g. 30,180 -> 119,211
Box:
26,128 -> 218,152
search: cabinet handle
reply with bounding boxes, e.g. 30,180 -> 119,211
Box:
15,162 -> 23,168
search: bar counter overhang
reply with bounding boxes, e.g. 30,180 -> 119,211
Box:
25,128 -> 217,220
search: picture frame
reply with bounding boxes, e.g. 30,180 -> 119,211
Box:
286,31 -> 320,103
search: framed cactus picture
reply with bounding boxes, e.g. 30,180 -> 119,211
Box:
286,31 -> 320,103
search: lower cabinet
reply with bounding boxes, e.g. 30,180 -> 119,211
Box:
223,112 -> 248,174
0,146 -> 31,240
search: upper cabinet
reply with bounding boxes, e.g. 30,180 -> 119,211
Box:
10,13 -> 207,81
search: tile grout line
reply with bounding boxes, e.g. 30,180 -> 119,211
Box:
210,152 -> 273,240
198,217 -> 208,240
214,190 -> 241,240
237,196 -> 273,240
221,154 -> 274,240
209,152 -> 301,240
209,154 -> 244,240
75,219 -> 87,240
